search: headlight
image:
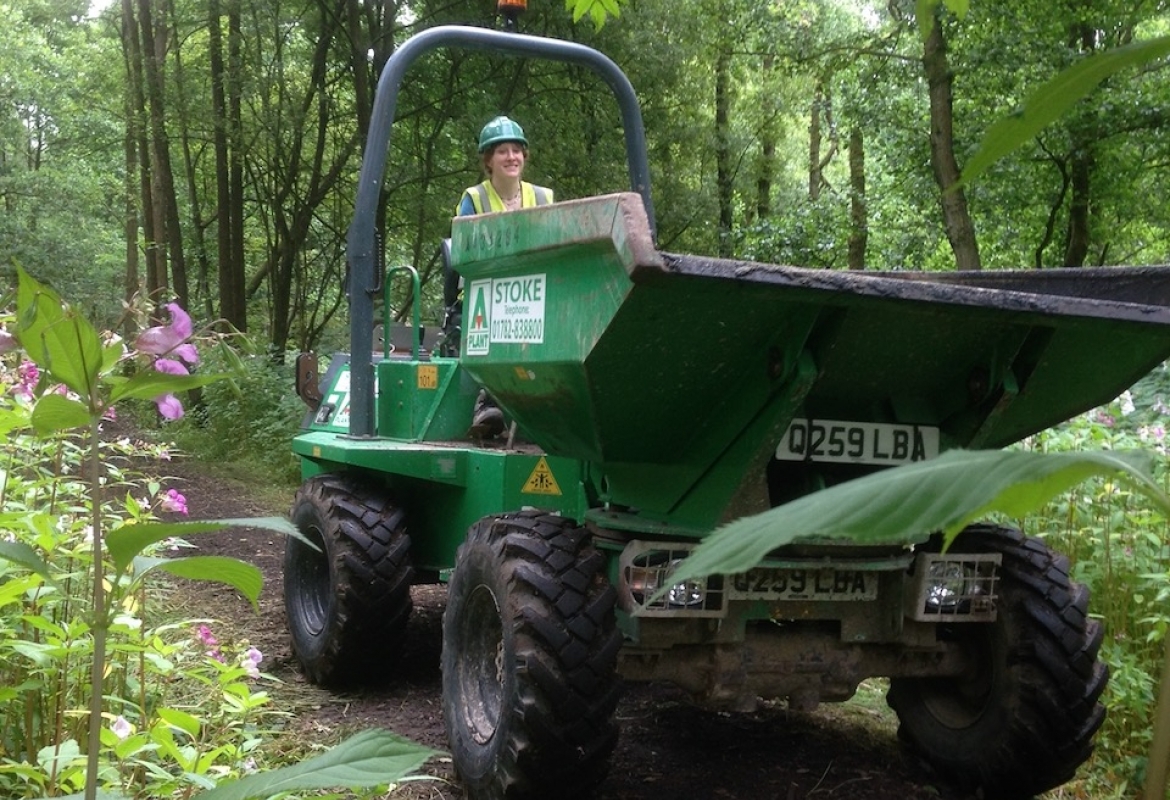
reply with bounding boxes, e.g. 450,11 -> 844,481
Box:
925,560 -> 967,611
628,557 -> 706,609
909,552 -> 1001,621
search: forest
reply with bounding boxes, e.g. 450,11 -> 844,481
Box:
3,0 -> 1170,354
6,3 -> 1170,798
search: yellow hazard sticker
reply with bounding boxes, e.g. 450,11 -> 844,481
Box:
417,364 -> 438,389
522,456 -> 562,495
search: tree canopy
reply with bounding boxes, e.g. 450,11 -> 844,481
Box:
3,0 -> 1169,351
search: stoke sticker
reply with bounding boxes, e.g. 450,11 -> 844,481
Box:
463,274 -> 546,356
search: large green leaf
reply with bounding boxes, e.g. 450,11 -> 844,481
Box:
0,540 -> 54,583
106,517 -> 302,576
961,36 -> 1170,186
132,555 -> 263,611
667,449 -> 1170,588
31,393 -> 92,434
107,371 -> 232,403
193,729 -> 442,800
16,266 -> 104,402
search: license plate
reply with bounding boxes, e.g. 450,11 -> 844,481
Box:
775,419 -> 939,466
729,568 -> 877,601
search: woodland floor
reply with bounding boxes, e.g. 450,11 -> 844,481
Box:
157,455 -> 985,800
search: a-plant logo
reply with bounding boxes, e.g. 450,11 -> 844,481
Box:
466,280 -> 490,355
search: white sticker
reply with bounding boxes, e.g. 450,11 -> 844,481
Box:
464,275 -> 546,354
490,274 -> 545,344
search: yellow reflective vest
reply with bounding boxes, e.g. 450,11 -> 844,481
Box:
457,180 -> 554,215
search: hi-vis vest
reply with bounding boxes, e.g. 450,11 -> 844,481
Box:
459,180 -> 554,215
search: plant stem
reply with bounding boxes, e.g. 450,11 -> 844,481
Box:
83,416 -> 106,800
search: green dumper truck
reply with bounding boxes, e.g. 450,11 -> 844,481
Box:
284,25 -> 1170,800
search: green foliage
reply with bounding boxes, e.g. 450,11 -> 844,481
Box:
167,342 -> 304,486
737,195 -> 851,268
961,36 -> 1170,188
667,448 -> 1170,590
566,0 -> 624,30
1016,392 -> 1170,793
0,273 -> 438,799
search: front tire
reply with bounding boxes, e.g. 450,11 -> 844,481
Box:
887,524 -> 1107,798
284,474 -> 413,686
441,510 -> 622,800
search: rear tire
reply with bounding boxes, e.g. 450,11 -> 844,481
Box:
285,474 -> 413,686
441,510 -> 622,800
887,524 -> 1107,799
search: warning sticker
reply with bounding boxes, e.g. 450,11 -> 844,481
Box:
417,364 -> 438,389
521,456 -> 562,496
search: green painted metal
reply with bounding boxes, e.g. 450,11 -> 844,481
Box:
449,192 -> 1170,532
382,265 -> 422,360
293,429 -> 588,571
300,188 -> 1170,546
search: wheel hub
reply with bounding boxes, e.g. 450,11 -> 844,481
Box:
461,584 -> 505,745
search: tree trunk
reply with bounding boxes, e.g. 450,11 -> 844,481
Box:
122,0 -> 162,304
753,53 -> 777,223
1062,22 -> 1097,268
262,0 -> 357,355
1063,146 -> 1093,267
228,0 -> 246,330
808,81 -> 822,202
137,0 -> 188,304
923,12 -> 981,271
119,0 -> 141,324
847,127 -> 867,271
715,47 -> 733,258
209,0 -> 246,330
170,21 -> 212,320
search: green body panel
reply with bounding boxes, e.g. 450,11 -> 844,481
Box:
294,428 -> 587,572
450,193 -> 1170,531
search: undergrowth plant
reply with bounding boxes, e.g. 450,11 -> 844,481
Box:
165,341 -> 303,486
1020,383 -> 1170,797
0,269 -> 437,800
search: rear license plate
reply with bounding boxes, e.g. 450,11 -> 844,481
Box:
775,419 -> 939,466
729,568 -> 877,601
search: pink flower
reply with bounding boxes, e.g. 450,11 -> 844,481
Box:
242,647 -> 263,678
194,625 -> 223,660
196,624 -> 218,647
160,488 -> 188,515
154,358 -> 190,376
11,360 -> 39,402
136,303 -> 198,422
111,715 -> 133,740
155,393 -> 184,421
135,303 -> 196,363
0,329 -> 16,354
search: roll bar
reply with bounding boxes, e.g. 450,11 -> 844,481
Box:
346,25 -> 655,438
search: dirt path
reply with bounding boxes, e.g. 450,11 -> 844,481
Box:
163,459 -> 973,800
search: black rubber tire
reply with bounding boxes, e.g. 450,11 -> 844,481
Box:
441,510 -> 622,800
284,474 -> 413,686
887,524 -> 1108,799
